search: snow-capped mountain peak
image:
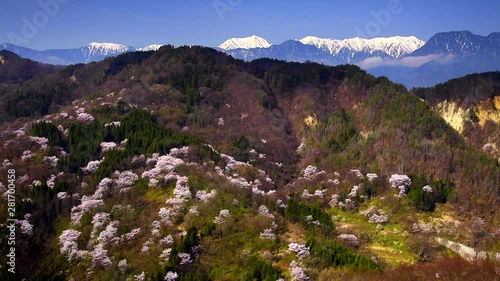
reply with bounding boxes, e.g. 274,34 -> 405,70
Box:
137,44 -> 163,52
299,35 -> 425,58
80,42 -> 134,62
85,42 -> 132,53
218,35 -> 272,50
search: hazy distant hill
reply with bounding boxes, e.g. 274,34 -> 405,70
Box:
0,42 -> 162,65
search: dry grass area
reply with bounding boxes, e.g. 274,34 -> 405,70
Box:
282,222 -> 307,244
367,244 -> 414,266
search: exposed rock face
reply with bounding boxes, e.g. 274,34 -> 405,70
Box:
434,237 -> 489,261
437,96 -> 500,132
435,101 -> 468,133
477,96 -> 500,126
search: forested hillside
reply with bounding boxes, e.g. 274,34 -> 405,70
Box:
0,47 -> 498,280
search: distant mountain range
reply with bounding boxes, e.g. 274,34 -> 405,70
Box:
1,31 -> 499,87
0,42 -> 162,65
218,31 -> 499,87
218,35 -> 425,63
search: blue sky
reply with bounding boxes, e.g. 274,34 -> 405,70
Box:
1,0 -> 498,50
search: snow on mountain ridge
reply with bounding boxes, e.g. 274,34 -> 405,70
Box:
80,42 -> 134,62
85,42 -> 133,53
218,35 -> 272,50
137,44 -> 163,51
299,36 -> 425,58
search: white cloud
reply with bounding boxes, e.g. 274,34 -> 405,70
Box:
357,54 -> 456,69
